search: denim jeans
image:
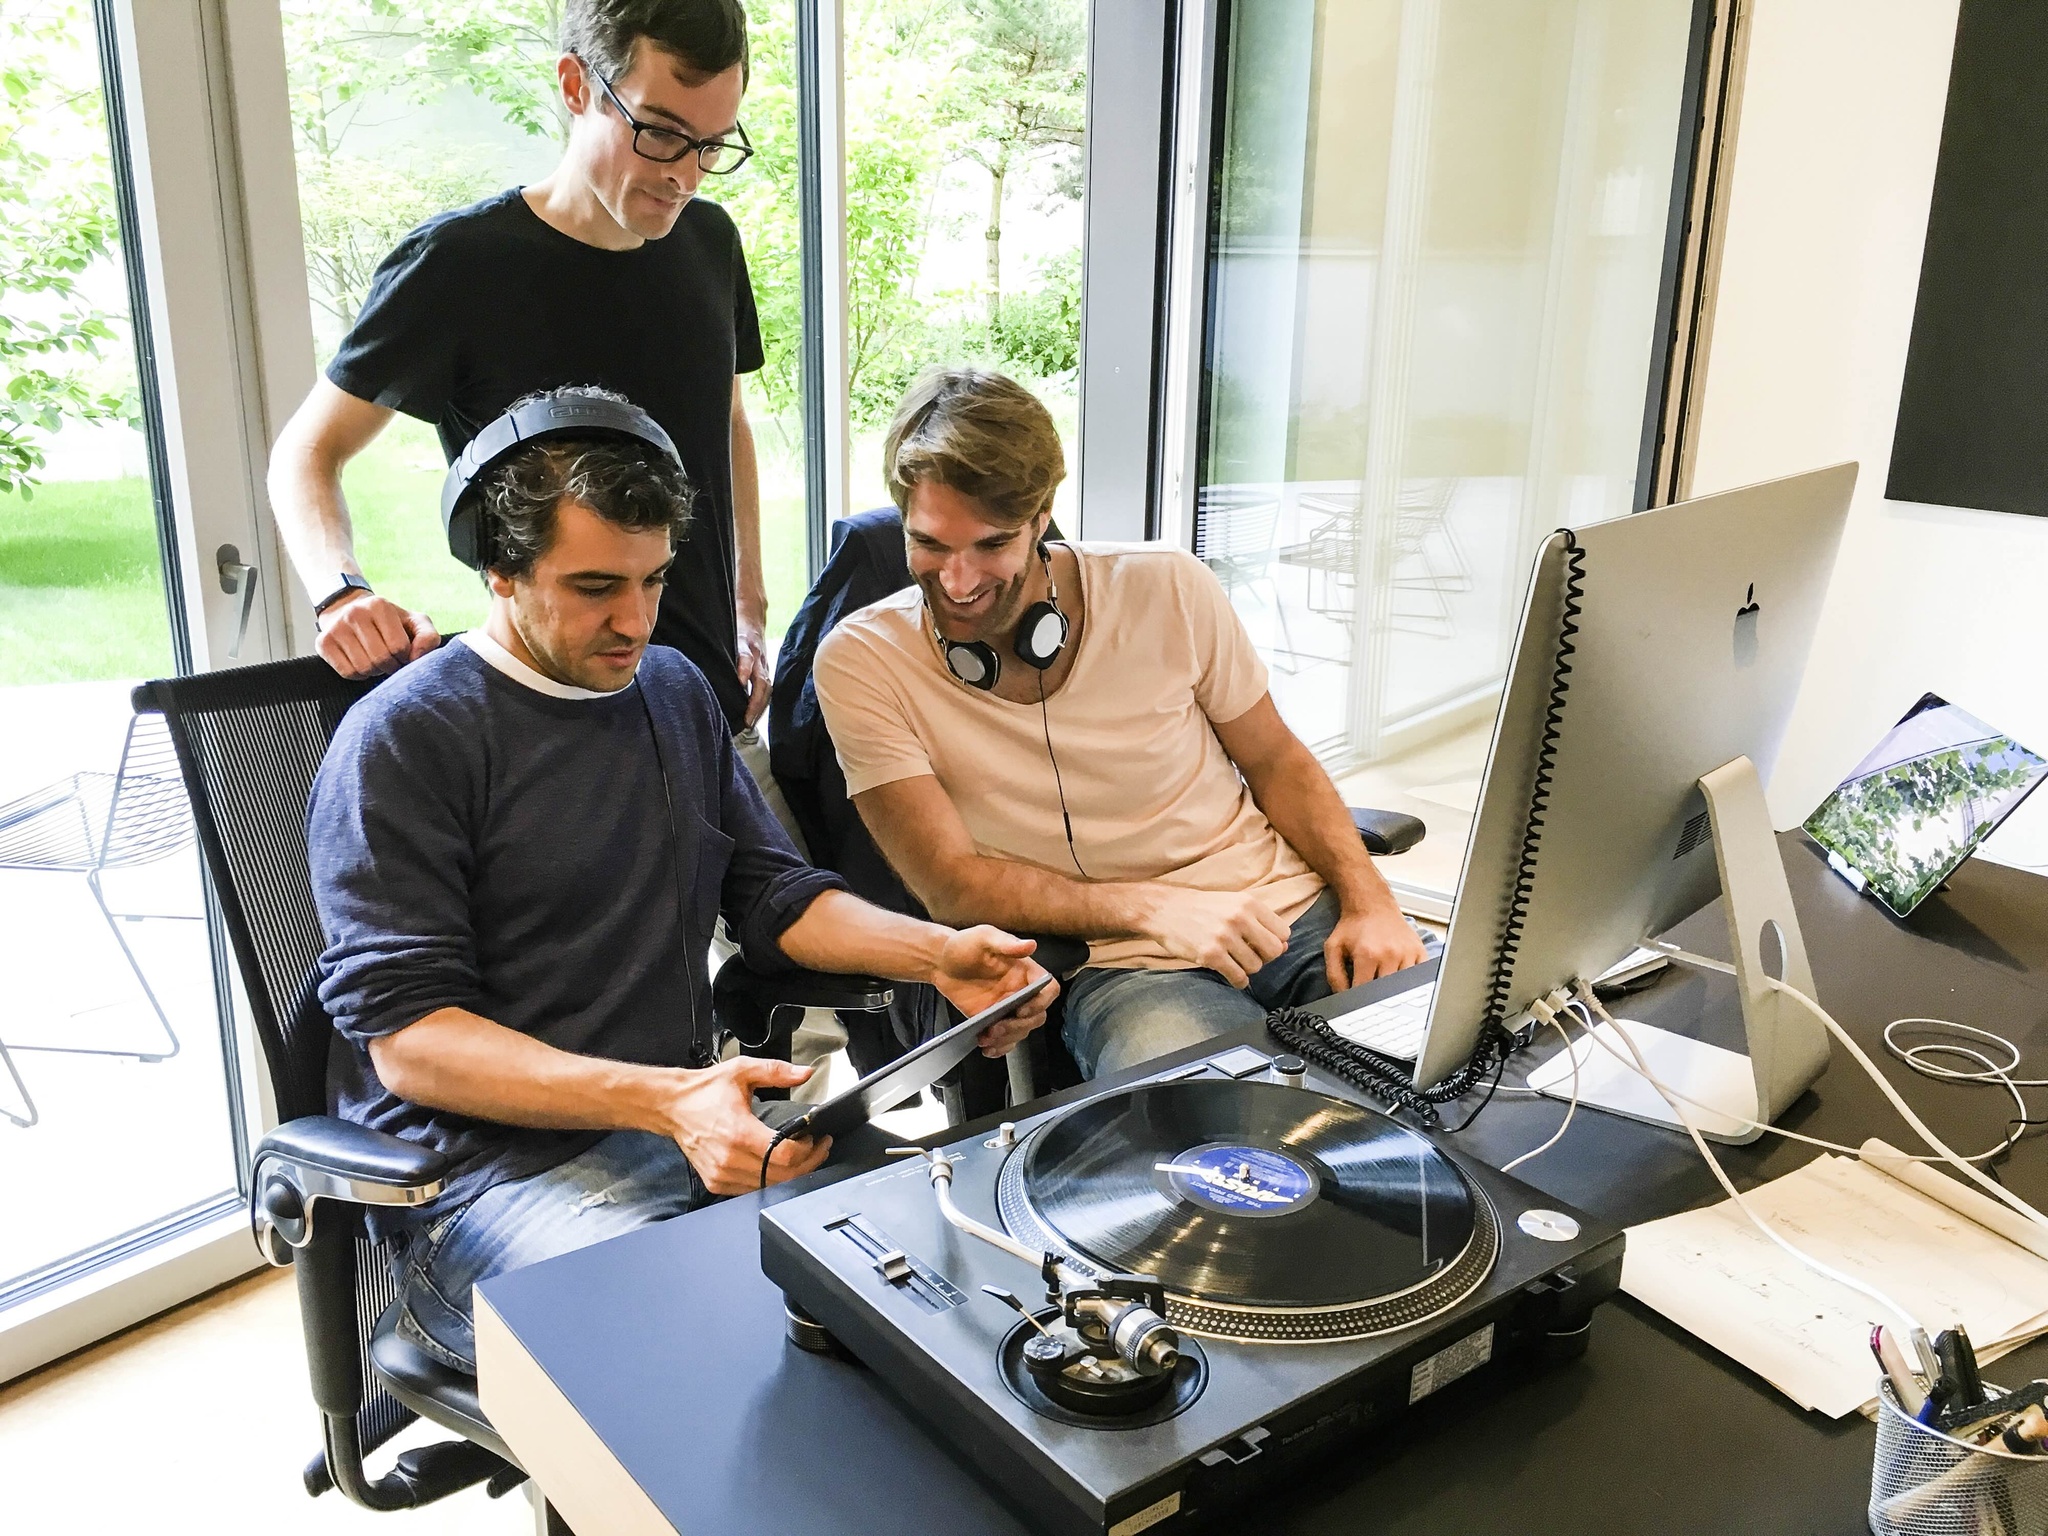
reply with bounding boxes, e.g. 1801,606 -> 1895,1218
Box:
396,1130 -> 711,1374
1060,889 -> 1438,1079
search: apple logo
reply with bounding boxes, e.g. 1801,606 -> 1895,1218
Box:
1733,583 -> 1760,668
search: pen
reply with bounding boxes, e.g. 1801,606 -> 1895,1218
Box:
1871,1326 -> 1927,1416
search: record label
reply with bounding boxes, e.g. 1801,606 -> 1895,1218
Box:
1158,1143 -> 1317,1218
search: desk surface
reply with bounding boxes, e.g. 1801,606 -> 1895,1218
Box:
475,836 -> 2048,1535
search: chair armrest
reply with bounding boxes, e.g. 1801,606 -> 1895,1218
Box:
250,1115 -> 449,1265
256,1114 -> 450,1203
712,960 -> 895,1014
1017,932 -> 1090,979
1351,807 -> 1427,857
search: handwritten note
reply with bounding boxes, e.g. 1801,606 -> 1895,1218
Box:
1622,1154 -> 2048,1418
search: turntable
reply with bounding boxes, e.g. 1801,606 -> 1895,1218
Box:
760,1043 -> 1622,1536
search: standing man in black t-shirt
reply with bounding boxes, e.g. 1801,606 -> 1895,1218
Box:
267,0 -> 775,742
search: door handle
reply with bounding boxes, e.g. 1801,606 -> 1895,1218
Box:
216,544 -> 258,660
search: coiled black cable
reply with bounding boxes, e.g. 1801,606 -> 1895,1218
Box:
1265,529 -> 1588,1131
1478,528 -> 1585,1043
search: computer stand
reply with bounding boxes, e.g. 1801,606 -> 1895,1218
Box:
1524,755 -> 1831,1144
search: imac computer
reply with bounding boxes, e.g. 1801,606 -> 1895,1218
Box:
1404,461 -> 1858,1143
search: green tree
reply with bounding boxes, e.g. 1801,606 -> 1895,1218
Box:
0,1 -> 136,499
282,0 -> 563,331
948,0 -> 1085,330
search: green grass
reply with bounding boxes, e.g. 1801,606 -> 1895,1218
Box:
0,415 -> 818,688
0,476 -> 175,685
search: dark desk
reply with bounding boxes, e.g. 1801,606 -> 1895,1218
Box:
474,836 -> 2048,1534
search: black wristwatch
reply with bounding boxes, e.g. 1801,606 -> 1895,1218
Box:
313,573 -> 373,617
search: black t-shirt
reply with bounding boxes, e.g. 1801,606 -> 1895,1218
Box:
328,188 -> 765,729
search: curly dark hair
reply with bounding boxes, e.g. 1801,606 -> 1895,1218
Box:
562,0 -> 750,85
474,387 -> 694,579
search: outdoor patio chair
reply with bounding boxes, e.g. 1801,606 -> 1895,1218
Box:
0,710 -> 196,1128
135,651 -> 894,1530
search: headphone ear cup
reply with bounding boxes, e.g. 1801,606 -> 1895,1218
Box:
1013,600 -> 1069,671
446,498 -> 487,572
944,639 -> 1002,690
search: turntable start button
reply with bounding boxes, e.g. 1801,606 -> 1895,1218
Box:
1517,1209 -> 1581,1242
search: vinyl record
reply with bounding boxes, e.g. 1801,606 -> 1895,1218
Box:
1015,1078 -> 1476,1311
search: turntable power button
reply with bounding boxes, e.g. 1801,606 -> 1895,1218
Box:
1271,1055 -> 1307,1087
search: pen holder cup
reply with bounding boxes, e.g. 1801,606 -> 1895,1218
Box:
1869,1381 -> 2048,1536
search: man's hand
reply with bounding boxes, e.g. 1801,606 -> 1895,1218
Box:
1142,887 -> 1289,989
1323,901 -> 1429,993
317,589 -> 441,678
931,926 -> 1056,1057
659,1055 -> 831,1194
735,604 -> 771,726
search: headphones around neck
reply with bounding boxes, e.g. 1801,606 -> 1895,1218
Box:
441,392 -> 682,571
936,540 -> 1070,690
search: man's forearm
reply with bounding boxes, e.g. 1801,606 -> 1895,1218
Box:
1246,740 -> 1396,910
730,399 -> 767,624
909,854 -> 1165,942
368,1007 -> 677,1134
267,442 -> 363,601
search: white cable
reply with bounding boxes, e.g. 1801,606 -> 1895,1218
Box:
1572,982 -> 1925,1335
1885,1016 -> 2048,1087
1501,1011 -> 1581,1173
1556,1007 -> 2033,1167
1769,979 -> 2048,1236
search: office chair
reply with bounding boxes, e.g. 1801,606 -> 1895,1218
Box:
772,509 -> 1431,1119
0,711 -> 196,1127
136,651 -> 893,1527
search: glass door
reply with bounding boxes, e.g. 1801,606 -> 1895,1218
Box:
0,1 -> 238,1308
1193,0 -> 1702,903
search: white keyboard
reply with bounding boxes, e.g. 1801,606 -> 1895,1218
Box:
1323,982 -> 1435,1063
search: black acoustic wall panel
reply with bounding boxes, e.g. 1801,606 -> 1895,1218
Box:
1887,0 -> 2048,516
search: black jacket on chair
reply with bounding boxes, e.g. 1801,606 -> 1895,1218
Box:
769,510 -> 949,1073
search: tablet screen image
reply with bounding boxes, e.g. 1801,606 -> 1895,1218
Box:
1803,693 -> 2047,917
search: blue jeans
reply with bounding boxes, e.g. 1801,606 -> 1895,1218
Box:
1060,888 -> 1343,1079
396,1130 -> 710,1373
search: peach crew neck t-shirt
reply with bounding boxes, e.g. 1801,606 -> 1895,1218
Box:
813,543 -> 1323,970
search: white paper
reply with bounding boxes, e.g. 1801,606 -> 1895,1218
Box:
1622,1155 -> 2048,1418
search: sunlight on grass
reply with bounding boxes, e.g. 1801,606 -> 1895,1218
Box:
0,478 -> 173,685
0,415 -> 820,688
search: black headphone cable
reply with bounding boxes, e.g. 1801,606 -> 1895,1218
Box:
1038,668 -> 1088,879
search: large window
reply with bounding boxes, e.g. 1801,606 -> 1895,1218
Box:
838,0 -> 1086,522
0,1 -> 238,1304
273,0 -> 1085,648
1195,0 -> 1701,899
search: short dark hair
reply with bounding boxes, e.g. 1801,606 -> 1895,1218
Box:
476,386 -> 694,579
562,0 -> 751,86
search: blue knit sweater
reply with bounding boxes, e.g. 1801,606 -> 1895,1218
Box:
308,640 -> 843,1220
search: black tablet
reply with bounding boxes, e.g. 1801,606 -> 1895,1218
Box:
783,975 -> 1054,1141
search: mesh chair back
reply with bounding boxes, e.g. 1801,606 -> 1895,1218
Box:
133,658 -> 374,1123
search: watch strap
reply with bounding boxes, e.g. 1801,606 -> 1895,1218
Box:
313,573 -> 373,617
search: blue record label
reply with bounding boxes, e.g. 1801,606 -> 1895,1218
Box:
1159,1143 -> 1318,1217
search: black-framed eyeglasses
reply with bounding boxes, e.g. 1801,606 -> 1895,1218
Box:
582,58 -> 753,174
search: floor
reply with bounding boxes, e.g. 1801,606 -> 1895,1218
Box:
0,1267 -> 535,1534
1336,717 -> 1490,904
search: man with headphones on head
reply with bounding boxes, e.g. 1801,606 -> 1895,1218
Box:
267,0 -> 787,810
306,385 -> 1054,1376
813,368 -> 1429,1081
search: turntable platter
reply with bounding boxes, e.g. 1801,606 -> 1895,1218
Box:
1012,1079 -> 1479,1314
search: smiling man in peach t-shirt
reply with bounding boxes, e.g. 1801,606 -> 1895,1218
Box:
813,368 -> 1428,1078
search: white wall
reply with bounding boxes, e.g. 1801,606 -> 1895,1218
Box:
1690,0 -> 2048,873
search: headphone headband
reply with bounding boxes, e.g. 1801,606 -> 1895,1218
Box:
441,394 -> 682,571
